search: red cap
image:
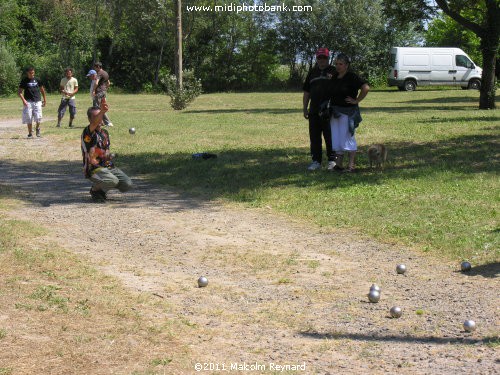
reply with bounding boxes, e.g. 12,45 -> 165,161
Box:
316,48 -> 329,58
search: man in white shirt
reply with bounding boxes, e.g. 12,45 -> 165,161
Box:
56,68 -> 79,128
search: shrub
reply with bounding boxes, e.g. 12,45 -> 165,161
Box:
0,40 -> 19,97
160,69 -> 202,110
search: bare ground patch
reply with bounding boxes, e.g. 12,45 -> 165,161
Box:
0,119 -> 498,374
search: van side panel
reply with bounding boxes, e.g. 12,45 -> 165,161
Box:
430,53 -> 454,85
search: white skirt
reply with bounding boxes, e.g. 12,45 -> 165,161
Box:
330,113 -> 357,152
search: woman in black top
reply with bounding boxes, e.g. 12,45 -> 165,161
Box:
329,54 -> 370,172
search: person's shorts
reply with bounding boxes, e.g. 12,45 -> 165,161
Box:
57,98 -> 77,118
22,101 -> 42,124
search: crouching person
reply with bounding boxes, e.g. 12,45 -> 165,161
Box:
81,99 -> 132,202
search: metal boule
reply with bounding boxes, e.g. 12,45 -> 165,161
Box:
197,276 -> 208,288
390,306 -> 403,318
463,320 -> 476,332
129,127 -> 136,134
396,264 -> 407,274
370,284 -> 381,293
368,290 -> 380,303
460,261 -> 472,272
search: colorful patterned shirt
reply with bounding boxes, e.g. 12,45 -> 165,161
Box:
81,125 -> 113,178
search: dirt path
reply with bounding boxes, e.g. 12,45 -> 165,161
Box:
0,119 -> 498,374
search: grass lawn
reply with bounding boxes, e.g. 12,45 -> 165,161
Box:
1,88 -> 498,264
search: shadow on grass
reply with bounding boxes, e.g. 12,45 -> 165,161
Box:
405,96 -> 481,105
118,132 -> 498,201
417,116 -> 499,124
299,330 -> 495,346
0,132 -> 497,209
183,105 -> 484,115
184,108 -> 303,115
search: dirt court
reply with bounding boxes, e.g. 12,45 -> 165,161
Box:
0,119 -> 498,374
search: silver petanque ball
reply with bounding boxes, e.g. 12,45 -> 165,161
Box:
390,306 -> 403,318
129,127 -> 136,135
460,261 -> 472,272
368,290 -> 380,303
370,284 -> 381,293
396,264 -> 407,274
197,276 -> 208,288
463,320 -> 476,332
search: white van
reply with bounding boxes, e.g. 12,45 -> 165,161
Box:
388,47 -> 482,91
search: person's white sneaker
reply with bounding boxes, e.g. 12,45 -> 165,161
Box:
307,161 -> 321,171
106,122 -> 113,127
327,160 -> 337,170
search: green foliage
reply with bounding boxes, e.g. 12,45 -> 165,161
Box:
0,39 -> 19,96
161,70 -> 202,110
426,14 -> 482,65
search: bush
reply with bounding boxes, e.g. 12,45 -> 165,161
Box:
0,40 -> 19,97
159,69 -> 202,110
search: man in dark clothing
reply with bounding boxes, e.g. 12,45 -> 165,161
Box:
302,48 -> 335,171
92,62 -> 113,127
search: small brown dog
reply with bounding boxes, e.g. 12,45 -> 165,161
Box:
368,144 -> 388,168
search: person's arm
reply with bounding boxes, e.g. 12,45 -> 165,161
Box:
40,85 -> 47,107
356,83 -> 370,104
72,85 -> 79,95
346,83 -> 370,105
89,98 -> 109,133
18,87 -> 28,106
303,91 -> 310,119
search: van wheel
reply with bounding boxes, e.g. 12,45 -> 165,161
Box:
404,80 -> 417,91
468,79 -> 481,90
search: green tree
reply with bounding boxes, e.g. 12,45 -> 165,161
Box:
0,38 -> 19,96
426,14 -> 482,65
278,0 -> 420,86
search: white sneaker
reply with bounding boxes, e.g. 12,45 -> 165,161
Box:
307,161 -> 321,171
106,122 -> 113,127
327,160 -> 337,170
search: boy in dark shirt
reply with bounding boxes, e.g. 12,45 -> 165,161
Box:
17,67 -> 47,138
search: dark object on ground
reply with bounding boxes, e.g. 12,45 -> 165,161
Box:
192,153 -> 217,160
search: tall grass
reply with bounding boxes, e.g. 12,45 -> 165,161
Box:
1,88 -> 498,263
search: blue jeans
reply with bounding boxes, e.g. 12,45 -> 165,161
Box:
90,167 -> 133,192
58,98 -> 76,119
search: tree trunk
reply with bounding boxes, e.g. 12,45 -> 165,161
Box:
154,42 -> 164,86
479,40 -> 497,109
478,3 -> 499,110
175,0 -> 183,89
